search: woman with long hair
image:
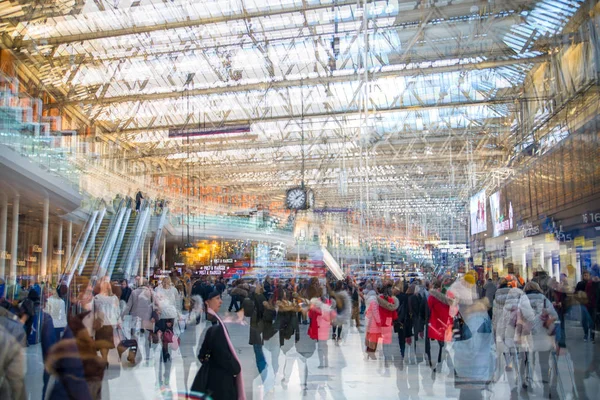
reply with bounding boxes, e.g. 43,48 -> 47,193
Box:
191,290 -> 244,400
154,277 -> 180,387
92,279 -> 120,365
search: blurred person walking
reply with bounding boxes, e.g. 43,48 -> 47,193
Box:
523,281 -> 558,398
45,286 -> 67,340
427,279 -> 453,373
308,292 -> 334,368
122,278 -> 155,360
154,277 -> 180,386
92,280 -> 120,365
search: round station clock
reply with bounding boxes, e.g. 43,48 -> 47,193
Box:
286,187 -> 307,210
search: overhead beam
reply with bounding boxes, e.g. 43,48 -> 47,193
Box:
51,54 -> 547,107
12,0 -> 361,47
113,97 -> 519,135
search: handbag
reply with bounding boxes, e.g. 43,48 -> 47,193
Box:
541,298 -> 557,336
452,312 -> 472,341
116,328 -> 138,364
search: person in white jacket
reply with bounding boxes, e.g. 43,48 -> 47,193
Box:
154,277 -> 180,387
523,282 -> 558,398
498,286 -> 535,399
45,287 -> 68,340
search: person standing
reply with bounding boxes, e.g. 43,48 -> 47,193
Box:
92,280 -> 120,365
427,279 -> 452,372
575,270 -> 598,342
120,280 -> 132,305
191,290 -> 244,400
135,190 -> 144,212
483,278 -> 497,318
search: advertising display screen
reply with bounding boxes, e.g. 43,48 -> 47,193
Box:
469,190 -> 487,235
489,190 -> 514,237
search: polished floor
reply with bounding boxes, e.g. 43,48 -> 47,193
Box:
24,296 -> 600,400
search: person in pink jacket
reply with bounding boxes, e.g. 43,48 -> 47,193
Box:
308,296 -> 335,368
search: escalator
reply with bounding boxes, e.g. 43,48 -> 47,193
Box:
62,199 -> 166,288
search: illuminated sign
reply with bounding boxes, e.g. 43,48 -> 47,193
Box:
168,125 -> 250,138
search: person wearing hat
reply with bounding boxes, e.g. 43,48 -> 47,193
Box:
191,290 -> 245,400
447,271 -> 478,318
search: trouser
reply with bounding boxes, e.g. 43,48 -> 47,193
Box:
317,340 -> 329,366
332,325 -> 342,338
397,330 -> 406,358
253,344 -> 268,378
436,340 -> 444,363
582,307 -> 595,339
228,294 -> 240,311
352,302 -> 361,327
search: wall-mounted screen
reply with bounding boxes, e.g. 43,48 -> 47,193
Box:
489,190 -> 514,237
470,190 -> 487,235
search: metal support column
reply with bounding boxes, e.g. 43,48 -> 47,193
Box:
41,197 -> 49,279
0,194 -> 7,279
57,221 -> 63,282
10,195 -> 19,285
66,221 -> 72,266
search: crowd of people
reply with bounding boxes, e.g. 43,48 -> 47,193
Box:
0,264 -> 598,400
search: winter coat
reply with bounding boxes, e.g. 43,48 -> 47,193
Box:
395,293 -> 412,337
249,293 -> 266,346
0,324 -> 26,400
448,279 -> 478,317
492,287 -> 511,337
194,317 -> 241,400
427,289 -> 452,342
120,287 -> 132,304
523,291 -> 558,352
495,287 -> 535,349
154,286 -> 179,320
308,298 -> 334,341
452,302 -> 496,389
45,295 -> 68,329
408,293 -> 426,335
92,294 -> 120,327
122,286 -> 154,328
331,290 -> 351,327
482,281 -> 497,306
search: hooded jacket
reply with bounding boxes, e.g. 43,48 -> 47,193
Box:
331,290 -> 352,327
524,291 -> 558,352
308,298 -> 334,341
427,289 -> 452,342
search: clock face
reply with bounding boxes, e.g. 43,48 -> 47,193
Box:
286,187 -> 307,210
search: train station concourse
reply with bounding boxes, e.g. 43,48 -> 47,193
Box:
0,1 -> 599,399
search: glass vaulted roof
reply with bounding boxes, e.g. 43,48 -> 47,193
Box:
0,0 -> 585,234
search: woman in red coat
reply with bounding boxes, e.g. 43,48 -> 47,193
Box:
427,279 -> 452,371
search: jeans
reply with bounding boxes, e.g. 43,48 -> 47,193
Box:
397,330 -> 406,358
228,294 -> 240,312
253,344 -> 268,378
582,307 -> 595,340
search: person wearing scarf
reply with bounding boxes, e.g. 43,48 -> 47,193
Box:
192,290 -> 245,400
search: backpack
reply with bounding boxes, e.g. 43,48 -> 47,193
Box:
242,297 -> 255,317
